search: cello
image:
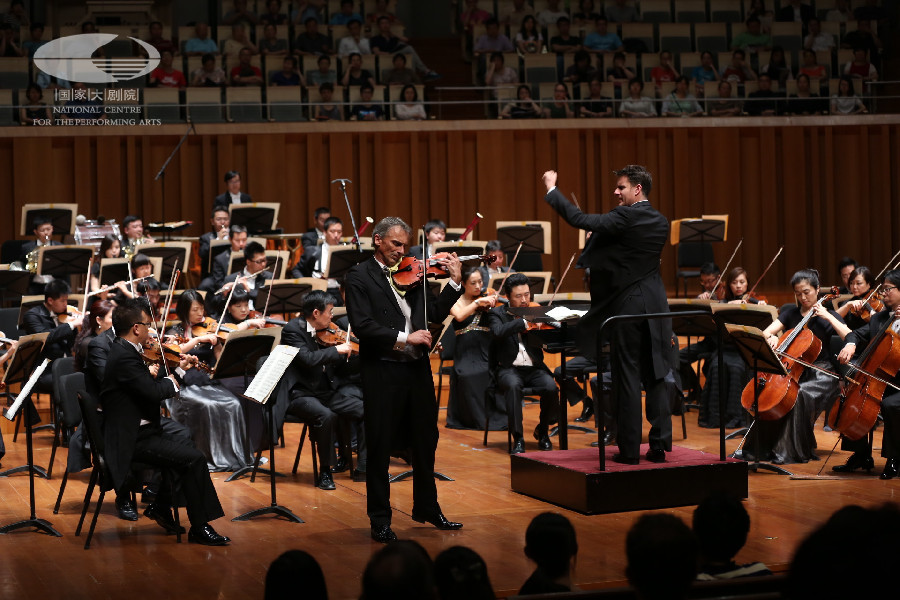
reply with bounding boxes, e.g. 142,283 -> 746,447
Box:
741,287 -> 839,420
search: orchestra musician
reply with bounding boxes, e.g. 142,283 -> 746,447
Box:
837,256 -> 858,294
198,206 -> 231,279
101,298 -> 230,546
292,216 -> 344,302
200,224 -> 248,295
680,262 -> 720,404
300,206 -> 332,249
483,272 -> 559,454
344,216 -> 464,543
835,269 -> 900,479
88,234 -> 121,294
20,215 -> 62,294
834,265 -> 875,331
408,219 -> 446,260
478,239 -> 512,293
543,166 -> 673,465
214,170 -> 252,206
695,262 -> 721,300
121,215 -> 155,255
219,241 -> 274,310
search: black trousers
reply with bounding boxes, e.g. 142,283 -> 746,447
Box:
129,425 -> 224,527
287,392 -> 338,471
360,358 -> 439,527
496,365 -> 558,438
553,356 -> 596,406
331,383 -> 366,471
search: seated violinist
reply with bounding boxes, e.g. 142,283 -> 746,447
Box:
695,262 -> 721,299
408,219 -> 446,259
834,265 -> 876,331
835,269 -> 900,479
483,273 -> 559,454
219,287 -> 268,330
280,290 -> 365,488
680,262 -> 721,403
478,239 -> 512,293
291,216 -> 344,302
720,267 -> 766,304
220,241 -> 273,310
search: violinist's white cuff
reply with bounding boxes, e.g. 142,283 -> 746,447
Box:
166,374 -> 180,393
447,279 -> 461,291
175,367 -> 186,379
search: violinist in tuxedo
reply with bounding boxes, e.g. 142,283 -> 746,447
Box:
344,216 -> 464,543
483,272 -> 559,454
219,241 -> 273,310
680,262 -> 721,402
292,217 -> 345,303
300,206 -> 332,250
478,239 -> 512,293
198,206 -> 231,279
543,166 -> 672,465
408,219 -> 446,260
214,170 -> 252,206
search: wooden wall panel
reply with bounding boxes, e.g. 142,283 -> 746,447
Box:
4,121 -> 900,295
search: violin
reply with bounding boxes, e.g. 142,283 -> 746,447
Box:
58,305 -> 84,324
391,253 -> 497,291
141,337 -> 214,375
740,287 -> 839,420
507,301 -> 558,331
315,322 -> 360,354
246,310 -> 288,328
849,290 -> 885,323
190,316 -> 219,338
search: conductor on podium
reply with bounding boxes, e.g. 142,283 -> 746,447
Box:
542,166 -> 673,465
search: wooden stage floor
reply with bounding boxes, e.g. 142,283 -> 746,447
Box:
1,394 -> 897,600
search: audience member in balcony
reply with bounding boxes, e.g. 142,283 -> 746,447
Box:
515,15 -> 544,55
3,0 -> 27,31
731,17 -> 771,54
537,0 -> 569,28
307,55 -> 337,86
786,73 -> 827,115
485,51 -> 518,97
626,514 -> 698,600
572,0 -> 601,27
543,83 -> 574,118
826,0 -> 853,23
293,17 -> 333,56
500,0 -> 532,29
519,513 -> 578,595
223,0 -> 259,27
605,51 -> 635,93
148,50 -> 186,88
650,50 -> 679,97
184,22 -> 218,56
854,0 -> 889,24
260,0 -> 288,25
351,84 -> 384,121
21,22 -> 46,57
831,75 -> 867,115
605,0 -> 639,24
291,0 -> 325,25
500,84 -> 542,119
661,76 -> 704,117
579,77 -> 613,118
746,73 -> 782,116
583,17 -> 623,55
394,84 -> 426,121
371,16 -> 440,81
460,0 -> 491,35
841,19 -> 881,69
803,18 -> 835,53
619,78 -> 656,117
230,47 -> 264,86
19,82 -> 51,125
843,47 -> 878,82
708,81 -> 742,116
721,49 -> 758,84
760,46 -> 793,87
337,18 -> 370,56
776,0 -> 814,25
223,23 -> 258,57
0,22 -> 22,56
144,21 -> 175,56
474,18 -> 514,57
549,17 -> 582,56
312,82 -> 343,120
367,0 -> 402,28
563,49 -> 597,84
191,53 -> 227,87
341,52 -> 376,87
693,492 -> 772,581
745,0 -> 773,34
270,56 -> 304,86
383,52 -> 421,85
259,23 -> 288,56
691,51 -> 720,98
329,0 -> 362,26
798,49 -> 827,88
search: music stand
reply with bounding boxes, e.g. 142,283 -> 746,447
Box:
229,203 -> 280,235
671,218 -> 726,296
669,299 -> 715,409
20,204 -> 78,238
0,267 -> 31,306
256,279 -> 327,318
36,245 -> 93,278
724,324 -> 792,476
207,239 -> 231,275
134,242 -> 192,285
0,334 -> 62,537
324,246 -> 375,280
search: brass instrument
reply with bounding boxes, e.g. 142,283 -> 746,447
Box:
122,237 -> 149,261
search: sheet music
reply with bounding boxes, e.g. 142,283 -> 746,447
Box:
3,359 -> 51,421
545,306 -> 588,321
243,345 -> 299,405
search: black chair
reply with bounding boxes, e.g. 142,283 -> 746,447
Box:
75,390 -> 182,549
0,307 -> 20,339
675,241 -> 714,297
483,380 -> 540,453
435,325 -> 456,406
49,357 -> 75,451
48,371 -> 83,481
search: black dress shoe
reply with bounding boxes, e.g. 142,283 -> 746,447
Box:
412,511 -> 463,530
603,431 -> 616,446
351,469 -> 367,482
612,453 -> 639,465
371,524 -> 397,543
574,403 -> 594,423
144,503 -> 185,534
533,424 -> 552,451
115,498 -> 139,521
880,458 -> 899,480
316,471 -> 336,490
331,456 -> 349,474
511,437 -> 525,454
188,523 -> 230,546
645,449 -> 666,463
832,453 -> 875,473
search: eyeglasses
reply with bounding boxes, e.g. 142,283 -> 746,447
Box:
881,286 -> 898,294
249,258 -> 268,264
133,321 -> 153,328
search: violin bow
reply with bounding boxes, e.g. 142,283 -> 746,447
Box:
82,256 -> 93,316
216,274 -> 241,336
709,238 -> 743,299
261,254 -> 278,322
129,259 -> 171,378
570,192 -> 581,211
159,260 -> 180,333
421,228 -> 428,331
345,321 -> 353,362
548,252 -> 577,307
495,241 -> 525,297
872,247 -> 900,282
744,246 -> 783,301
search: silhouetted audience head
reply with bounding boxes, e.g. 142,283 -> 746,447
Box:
361,540 -> 436,600
626,513 -> 698,600
433,546 -> 494,600
693,492 -> 749,565
519,512 -> 578,594
265,550 -> 328,600
788,503 -> 900,599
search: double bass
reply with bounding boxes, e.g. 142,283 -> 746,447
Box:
741,287 -> 839,420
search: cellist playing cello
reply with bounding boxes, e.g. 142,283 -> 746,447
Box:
835,269 -> 900,479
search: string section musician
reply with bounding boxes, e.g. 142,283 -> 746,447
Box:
345,217 -> 464,543
543,166 -> 673,465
